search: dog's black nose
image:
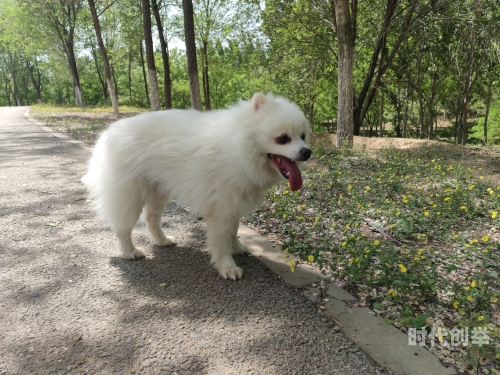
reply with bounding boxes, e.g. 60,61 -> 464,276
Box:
298,148 -> 311,161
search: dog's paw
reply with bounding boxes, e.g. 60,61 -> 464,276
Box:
213,256 -> 243,280
122,247 -> 146,260
157,235 -> 177,247
218,265 -> 243,280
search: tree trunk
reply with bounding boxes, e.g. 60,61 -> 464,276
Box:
4,79 -> 12,106
142,0 -> 161,111
64,40 -> 83,106
483,83 -> 492,146
139,41 -> 151,108
378,89 -> 384,137
90,42 -> 108,106
111,66 -> 119,100
128,48 -> 133,106
26,60 -> 42,104
201,40 -> 211,110
403,84 -> 408,138
88,0 -> 119,116
395,83 -> 402,137
12,67 -> 20,106
182,0 -> 202,110
151,0 -> 173,109
333,0 -> 354,148
22,76 -> 30,105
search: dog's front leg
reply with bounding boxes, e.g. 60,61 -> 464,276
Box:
206,216 -> 243,280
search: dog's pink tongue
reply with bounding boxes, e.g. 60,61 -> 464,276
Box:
282,157 -> 302,191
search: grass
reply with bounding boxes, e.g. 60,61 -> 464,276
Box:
243,140 -> 500,374
30,104 -> 145,144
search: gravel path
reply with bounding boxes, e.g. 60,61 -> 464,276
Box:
0,106 -> 389,375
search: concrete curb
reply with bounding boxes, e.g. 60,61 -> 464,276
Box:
238,224 -> 457,375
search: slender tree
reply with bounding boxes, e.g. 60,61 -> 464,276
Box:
24,0 -> 85,106
151,0 -> 173,109
333,0 -> 353,147
88,0 -> 119,117
182,0 -> 202,110
142,0 -> 161,111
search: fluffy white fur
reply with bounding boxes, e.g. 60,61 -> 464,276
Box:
82,93 -> 311,279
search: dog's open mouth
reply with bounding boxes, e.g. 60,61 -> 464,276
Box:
267,153 -> 302,191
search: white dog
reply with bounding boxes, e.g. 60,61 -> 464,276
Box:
82,93 -> 311,279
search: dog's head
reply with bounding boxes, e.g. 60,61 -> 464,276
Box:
249,93 -> 311,191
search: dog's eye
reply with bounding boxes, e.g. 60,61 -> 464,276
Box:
301,133 -> 305,141
277,135 -> 290,145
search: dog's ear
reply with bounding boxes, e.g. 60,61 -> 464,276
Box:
251,92 -> 266,111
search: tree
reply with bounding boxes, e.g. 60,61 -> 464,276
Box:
182,0 -> 202,110
88,0 -> 119,117
23,0 -> 85,106
151,0 -> 172,109
333,0 -> 354,147
142,0 -> 161,111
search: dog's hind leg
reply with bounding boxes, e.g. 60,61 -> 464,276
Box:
206,216 -> 243,280
144,192 -> 177,247
112,198 -> 146,259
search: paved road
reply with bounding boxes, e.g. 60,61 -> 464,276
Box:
0,106 -> 389,375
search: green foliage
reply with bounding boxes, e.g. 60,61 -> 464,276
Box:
471,100 -> 500,145
244,143 -> 500,368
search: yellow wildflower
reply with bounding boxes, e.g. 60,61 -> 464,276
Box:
492,212 -> 498,219
492,296 -> 498,303
478,316 -> 484,321
398,264 -> 407,273
308,255 -> 314,262
374,240 -> 380,245
453,301 -> 459,309
467,295 -> 473,302
471,280 -> 477,288
482,235 -> 490,243
424,211 -> 429,217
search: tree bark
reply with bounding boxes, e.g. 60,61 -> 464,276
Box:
26,60 -> 42,104
4,78 -> 12,106
182,0 -> 202,110
22,75 -> 30,105
88,0 -> 119,116
201,40 -> 211,110
483,83 -> 492,146
142,0 -> 161,111
12,66 -> 20,106
333,0 -> 354,147
89,41 -> 108,106
139,41 -> 151,108
128,49 -> 133,106
151,0 -> 173,109
63,40 -> 83,106
378,89 -> 384,137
